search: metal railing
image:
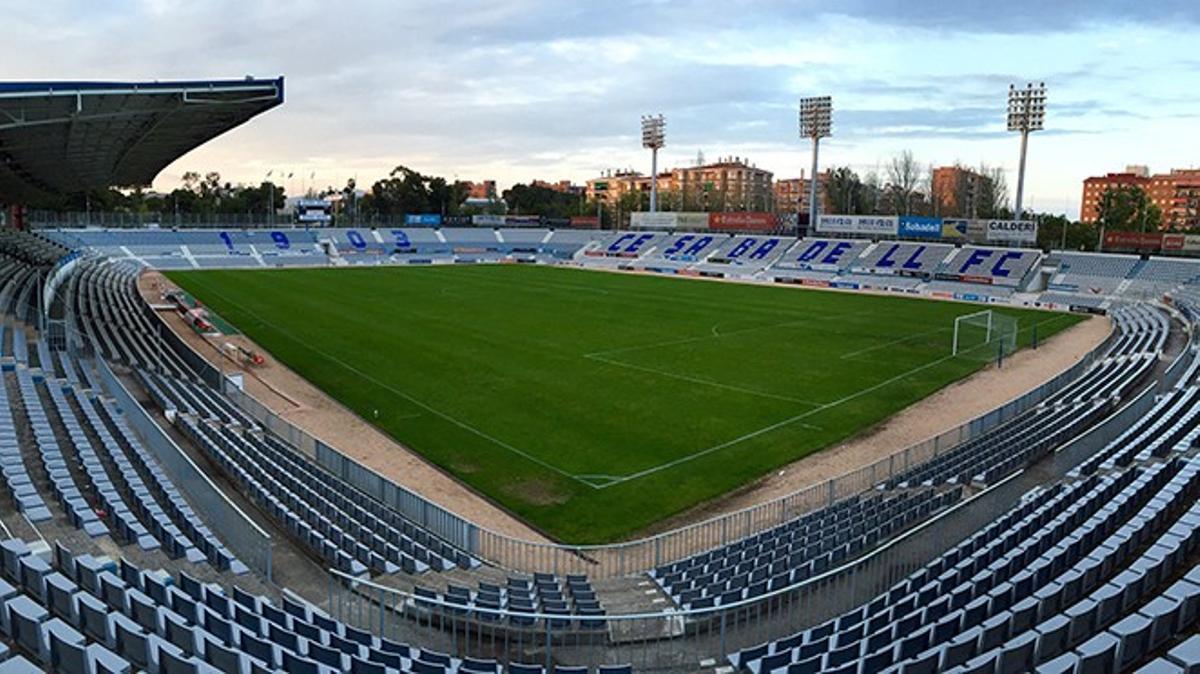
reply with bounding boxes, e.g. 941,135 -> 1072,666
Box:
221,311 -> 1118,578
320,324 -> 1191,671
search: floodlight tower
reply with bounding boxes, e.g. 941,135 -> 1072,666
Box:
799,96 -> 832,229
641,114 -> 666,212
1007,82 -> 1046,219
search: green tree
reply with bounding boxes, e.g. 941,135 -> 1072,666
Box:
826,167 -> 867,215
1036,214 -> 1099,251
1097,185 -> 1162,233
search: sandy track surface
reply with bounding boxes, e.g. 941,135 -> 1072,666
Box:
139,268 -> 1108,545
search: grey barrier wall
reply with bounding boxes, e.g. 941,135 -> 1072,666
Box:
219,383 -> 481,555
216,312 -> 1119,578
91,353 -> 275,580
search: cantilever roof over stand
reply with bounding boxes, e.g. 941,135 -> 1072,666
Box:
0,78 -> 284,201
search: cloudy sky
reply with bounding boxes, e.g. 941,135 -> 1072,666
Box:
5,1 -> 1199,217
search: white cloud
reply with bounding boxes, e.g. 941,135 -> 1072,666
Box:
1,1 -> 1197,218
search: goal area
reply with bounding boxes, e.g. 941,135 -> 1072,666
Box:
952,309 -> 1018,360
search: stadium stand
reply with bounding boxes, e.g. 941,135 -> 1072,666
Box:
772,238 -> 872,272
651,487 -> 962,609
0,222 -> 1188,671
851,242 -> 954,276
943,246 -> 1041,287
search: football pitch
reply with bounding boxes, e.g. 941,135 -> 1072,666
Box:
166,264 -> 1083,542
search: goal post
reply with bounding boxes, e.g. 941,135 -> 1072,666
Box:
952,309 -> 1018,359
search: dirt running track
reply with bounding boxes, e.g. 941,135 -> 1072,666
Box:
139,268 -> 1110,546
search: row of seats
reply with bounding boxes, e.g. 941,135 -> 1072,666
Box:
412,573 -> 605,628
733,452 -> 1200,674
651,489 -> 961,608
76,259 -> 481,577
0,537 -> 634,674
884,304 -> 1166,491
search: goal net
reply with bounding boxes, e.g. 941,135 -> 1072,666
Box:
952,310 -> 1018,360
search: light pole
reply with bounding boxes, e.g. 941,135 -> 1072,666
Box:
1007,82 -> 1046,220
799,96 -> 832,233
265,170 -> 275,226
641,114 -> 665,213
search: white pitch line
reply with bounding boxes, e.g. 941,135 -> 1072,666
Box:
598,312 -> 1073,488
585,353 -> 825,406
840,326 -> 952,360
178,280 -> 602,489
585,311 -> 860,360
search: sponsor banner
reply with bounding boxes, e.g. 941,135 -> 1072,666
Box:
984,219 -> 1037,243
1186,235 -> 1200,252
1071,305 -> 1108,315
505,215 -> 540,226
1163,233 -> 1186,252
407,258 -> 432,264
630,212 -> 679,229
831,281 -> 860,290
956,293 -> 985,303
441,214 -> 472,226
472,214 -> 505,226
966,219 -> 988,242
709,212 -> 776,232
801,279 -> 831,288
898,216 -> 944,239
540,216 -> 571,227
676,212 -> 710,230
962,275 -> 994,285
931,291 -> 954,299
942,219 -> 969,239
1104,231 -> 1163,250
405,213 -> 442,226
699,270 -> 725,278
816,214 -> 899,236
569,216 -> 600,228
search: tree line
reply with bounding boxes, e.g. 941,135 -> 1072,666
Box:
21,159 -> 1180,252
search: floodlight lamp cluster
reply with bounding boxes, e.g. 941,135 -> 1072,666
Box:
799,96 -> 832,139
1007,82 -> 1046,132
641,114 -> 665,149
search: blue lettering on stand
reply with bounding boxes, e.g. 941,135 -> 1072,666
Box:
664,235 -> 694,256
626,233 -> 654,253
683,236 -> 713,256
876,244 -> 900,268
748,239 -> 779,260
270,231 -> 290,249
608,234 -> 634,252
958,249 -> 992,274
218,232 -> 234,252
728,238 -> 756,258
391,230 -> 411,247
346,230 -> 367,250
991,251 -> 1023,278
902,245 -> 928,270
796,241 -> 827,262
821,241 -> 852,265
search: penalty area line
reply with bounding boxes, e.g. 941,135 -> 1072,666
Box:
596,311 -> 1074,489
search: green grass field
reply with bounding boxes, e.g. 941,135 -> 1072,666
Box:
166,265 -> 1083,543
